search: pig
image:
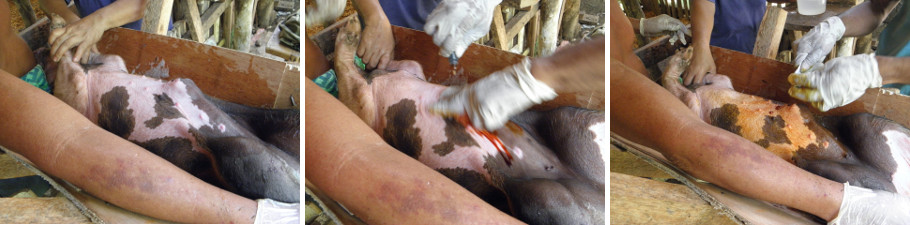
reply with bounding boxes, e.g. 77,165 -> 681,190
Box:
49,51 -> 300,203
660,48 -> 910,196
332,17 -> 605,224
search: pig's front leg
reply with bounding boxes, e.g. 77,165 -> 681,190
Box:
660,48 -> 704,120
52,52 -> 90,116
334,16 -> 378,128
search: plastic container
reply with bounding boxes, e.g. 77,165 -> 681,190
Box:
797,0 -> 826,16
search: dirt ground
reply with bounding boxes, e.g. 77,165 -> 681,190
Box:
8,0 -> 47,31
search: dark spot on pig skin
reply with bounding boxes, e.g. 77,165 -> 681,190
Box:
382,99 -> 423,159
134,137 -> 209,175
435,167 -> 509,212
762,115 -> 792,145
710,104 -> 743,136
755,139 -> 770,148
98,86 -> 135,138
432,118 -> 480,156
144,93 -> 184,129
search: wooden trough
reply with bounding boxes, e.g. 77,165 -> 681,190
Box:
613,36 -> 910,224
3,18 -> 299,223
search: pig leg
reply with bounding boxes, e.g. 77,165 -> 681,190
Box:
660,48 -> 705,119
333,16 -> 378,128
52,52 -> 90,115
206,136 -> 300,203
801,159 -> 896,193
204,96 -> 300,158
839,113 -> 910,195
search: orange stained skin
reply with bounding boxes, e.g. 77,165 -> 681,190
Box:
455,114 -> 514,166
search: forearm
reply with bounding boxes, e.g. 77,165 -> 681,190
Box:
610,61 -> 842,221
352,0 -> 390,27
38,0 -> 80,23
0,73 -> 256,223
628,17 -> 641,33
877,55 -> 910,84
838,1 -> 898,37
531,37 -> 605,93
83,0 -> 147,29
690,0 -> 714,51
304,80 -> 522,225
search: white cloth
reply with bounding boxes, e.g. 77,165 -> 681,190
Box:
787,53 -> 881,112
424,0 -> 502,59
640,14 -> 690,45
794,16 -> 846,71
431,57 -> 557,131
304,0 -> 345,27
828,182 -> 910,225
253,199 -> 300,224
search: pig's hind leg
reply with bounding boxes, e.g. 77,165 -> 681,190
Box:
334,16 -> 379,127
204,96 -> 300,158
838,113 -> 910,195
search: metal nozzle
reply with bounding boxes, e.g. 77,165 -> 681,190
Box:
448,53 -> 459,67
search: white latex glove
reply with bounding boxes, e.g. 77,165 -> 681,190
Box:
253,199 -> 300,224
424,0 -> 503,59
793,16 -> 846,71
828,183 -> 910,225
640,14 -> 690,45
431,57 -> 557,131
304,0 -> 345,28
788,53 -> 881,112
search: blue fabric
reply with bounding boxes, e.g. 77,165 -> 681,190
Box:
377,0 -> 440,30
706,0 -> 766,53
20,65 -> 51,93
876,1 -> 910,94
72,0 -> 173,30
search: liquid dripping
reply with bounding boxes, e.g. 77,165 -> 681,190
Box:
455,114 -> 513,166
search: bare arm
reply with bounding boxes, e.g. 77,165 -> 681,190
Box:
38,0 -> 80,23
48,0 -> 148,62
877,55 -> 910,84
683,0 -> 716,85
531,37 -> 605,93
0,0 -> 37,76
838,0 -> 899,37
610,59 -> 844,221
351,0 -> 395,70
304,79 -> 523,225
0,71 -> 257,223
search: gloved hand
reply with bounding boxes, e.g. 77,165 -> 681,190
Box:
49,15 -> 103,64
424,0 -> 503,59
793,16 -> 845,71
431,57 -> 557,131
253,199 -> 300,224
304,0 -> 345,27
788,53 -> 881,112
828,182 -> 910,225
640,14 -> 690,45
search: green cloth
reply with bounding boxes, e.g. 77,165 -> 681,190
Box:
314,55 -> 367,98
21,65 -> 51,93
877,2 -> 910,57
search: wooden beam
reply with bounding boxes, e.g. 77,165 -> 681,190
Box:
505,4 -> 539,41
184,0 -> 206,42
836,37 -> 856,57
610,173 -> 739,225
201,1 -> 229,32
491,5 -> 510,50
234,0 -> 255,52
752,5 -> 787,59
0,197 -> 91,223
141,0 -> 175,35
560,0 -> 579,41
12,0 -> 38,27
539,0 -> 564,55
221,0 -> 234,48
527,11 -> 540,57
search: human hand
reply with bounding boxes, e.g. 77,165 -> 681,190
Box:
358,17 -> 395,70
49,16 -> 103,64
682,45 -> 716,85
788,53 -> 881,112
828,183 -> 910,225
793,16 -> 845,71
304,0 -> 345,27
640,14 -> 690,45
424,0 -> 502,59
253,199 -> 299,224
431,58 -> 557,131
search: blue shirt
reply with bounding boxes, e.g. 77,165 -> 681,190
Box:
877,0 -> 910,57
71,0 -> 172,30
707,0 -> 767,53
378,0 -> 440,30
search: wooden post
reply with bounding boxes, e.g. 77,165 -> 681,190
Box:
221,0 -> 234,48
752,6 -> 786,59
528,11 -> 541,57
835,37 -> 856,57
185,0 -> 207,42
855,34 -> 873,54
255,0 -> 275,29
234,0 -> 254,52
560,0 -> 580,42
540,0 -> 564,56
141,0 -> 175,35
12,0 -> 38,27
491,5 -> 510,50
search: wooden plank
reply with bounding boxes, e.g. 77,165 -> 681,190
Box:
527,11 -> 541,57
610,146 -> 673,179
234,0 -> 254,52
610,173 -> 739,225
539,0 -> 564,56
273,66 -> 300,108
201,1 -> 229,32
505,4 -> 539,41
0,153 -> 34,179
97,28 -> 290,107
835,37 -> 855,57
491,5 -> 510,50
184,0 -> 207,41
141,0 -> 175,35
752,5 -> 787,59
0,197 -> 91,223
